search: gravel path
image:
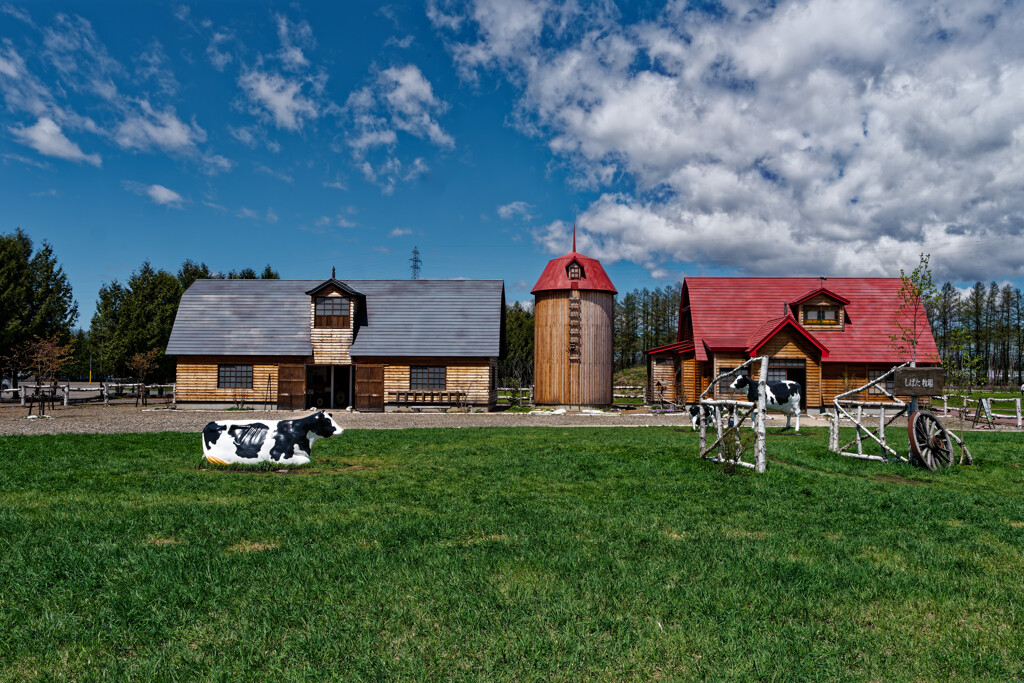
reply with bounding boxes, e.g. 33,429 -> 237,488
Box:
0,401 -> 843,435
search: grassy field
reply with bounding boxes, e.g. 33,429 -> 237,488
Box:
1,427 -> 1023,680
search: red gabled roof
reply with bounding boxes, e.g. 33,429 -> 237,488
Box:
789,286 -> 851,306
647,340 -> 695,355
532,250 -> 617,294
685,277 -> 940,364
745,315 -> 829,358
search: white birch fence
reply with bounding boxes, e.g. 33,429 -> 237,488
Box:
1,383 -> 176,406
697,356 -> 769,473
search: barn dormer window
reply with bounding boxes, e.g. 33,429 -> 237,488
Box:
804,306 -> 839,324
315,296 -> 350,328
567,262 -> 583,280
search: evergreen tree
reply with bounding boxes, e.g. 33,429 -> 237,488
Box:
0,229 -> 78,385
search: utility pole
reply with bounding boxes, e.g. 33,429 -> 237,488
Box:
410,246 -> 422,279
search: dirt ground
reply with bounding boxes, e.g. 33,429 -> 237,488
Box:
0,401 -> 845,435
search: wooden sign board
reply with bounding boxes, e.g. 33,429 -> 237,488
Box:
894,368 -> 944,396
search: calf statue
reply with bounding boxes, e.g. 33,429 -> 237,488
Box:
202,411 -> 342,465
729,375 -> 803,431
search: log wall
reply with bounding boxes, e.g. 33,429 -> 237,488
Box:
355,356 -> 497,405
175,356 -> 307,403
534,290 -> 614,406
821,363 -> 911,404
756,329 -> 823,407
648,355 -> 677,403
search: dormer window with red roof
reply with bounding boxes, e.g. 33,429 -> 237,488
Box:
567,261 -> 583,280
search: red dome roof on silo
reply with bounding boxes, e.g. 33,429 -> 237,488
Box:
531,250 -> 617,294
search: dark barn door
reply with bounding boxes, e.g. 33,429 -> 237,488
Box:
277,363 -> 306,410
354,364 -> 384,412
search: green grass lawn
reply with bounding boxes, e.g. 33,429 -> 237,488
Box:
1,427 -> 1023,680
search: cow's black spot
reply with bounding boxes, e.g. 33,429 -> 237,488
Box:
202,422 -> 226,450
228,423 -> 269,459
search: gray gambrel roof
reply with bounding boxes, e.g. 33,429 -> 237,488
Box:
166,279 -> 505,358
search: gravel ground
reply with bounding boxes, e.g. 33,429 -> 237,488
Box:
0,401 -> 846,435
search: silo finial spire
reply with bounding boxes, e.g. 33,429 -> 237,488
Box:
572,222 -> 576,252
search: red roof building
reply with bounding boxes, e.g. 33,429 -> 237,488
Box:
647,277 -> 939,410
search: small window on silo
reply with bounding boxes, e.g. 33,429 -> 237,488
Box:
567,261 -> 583,280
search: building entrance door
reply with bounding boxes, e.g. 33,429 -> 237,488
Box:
277,364 -> 305,410
354,364 -> 384,412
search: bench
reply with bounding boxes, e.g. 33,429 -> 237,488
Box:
389,390 -> 467,411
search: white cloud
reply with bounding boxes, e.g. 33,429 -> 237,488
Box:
115,99 -> 206,153
497,200 -> 534,220
254,163 -> 294,183
389,227 -> 412,237
9,117 -> 101,165
266,207 -> 279,223
386,35 -> 415,49
344,64 -> 451,192
275,14 -> 315,71
435,0 -> 1024,282
239,69 -> 319,131
236,207 -> 260,220
134,40 -> 178,96
323,177 -> 347,190
123,181 -> 185,207
207,31 -> 233,71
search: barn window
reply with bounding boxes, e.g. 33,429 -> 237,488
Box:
805,306 -> 839,324
218,364 -> 253,389
410,366 -> 446,390
567,262 -> 583,280
315,296 -> 350,328
868,369 -> 895,395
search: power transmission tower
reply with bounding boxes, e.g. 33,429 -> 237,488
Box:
410,246 -> 422,279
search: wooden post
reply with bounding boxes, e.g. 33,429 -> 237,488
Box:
828,405 -> 838,453
172,383 -> 176,405
855,405 -> 864,457
19,387 -> 25,407
878,406 -> 886,455
1016,398 -> 1022,429
714,405 -> 724,460
755,381 -> 767,473
103,384 -> 109,406
63,383 -> 69,406
698,402 -> 706,456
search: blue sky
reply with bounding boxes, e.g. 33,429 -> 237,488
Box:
3,1 -> 1024,322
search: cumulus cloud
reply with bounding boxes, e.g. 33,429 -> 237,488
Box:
239,69 -> 320,131
115,99 -> 206,153
275,14 -> 315,70
433,0 -> 1024,282
389,228 -> 413,237
206,31 -> 233,71
123,181 -> 184,207
344,64 -> 451,192
497,200 -> 534,220
9,117 -> 101,165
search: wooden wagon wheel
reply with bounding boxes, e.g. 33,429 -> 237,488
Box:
908,410 -> 954,471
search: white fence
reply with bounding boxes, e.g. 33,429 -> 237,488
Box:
1,383 -> 176,406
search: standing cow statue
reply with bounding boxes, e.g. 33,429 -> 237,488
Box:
729,375 -> 803,431
202,411 -> 342,465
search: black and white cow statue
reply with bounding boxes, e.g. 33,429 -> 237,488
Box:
729,375 -> 802,431
201,411 -> 342,465
688,403 -> 716,430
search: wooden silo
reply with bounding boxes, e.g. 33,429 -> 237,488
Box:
532,234 -> 616,407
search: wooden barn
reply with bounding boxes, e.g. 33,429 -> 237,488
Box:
166,277 -> 505,411
647,277 -> 940,411
532,238 -> 616,407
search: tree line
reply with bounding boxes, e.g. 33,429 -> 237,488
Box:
1,229 -> 278,386
5,227 -> 1022,389
929,281 -> 1024,386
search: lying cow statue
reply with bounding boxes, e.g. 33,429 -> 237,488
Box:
202,411 -> 342,465
729,375 -> 802,431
